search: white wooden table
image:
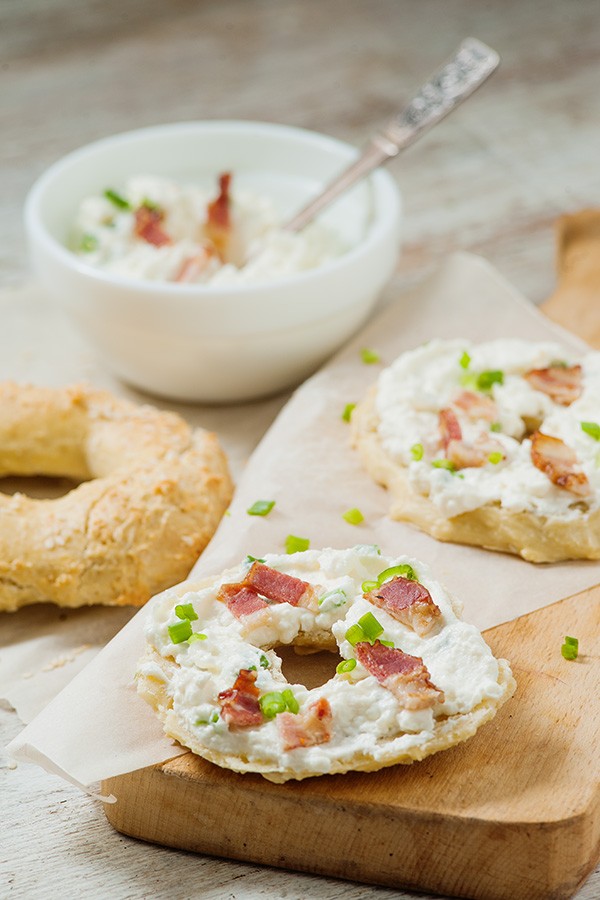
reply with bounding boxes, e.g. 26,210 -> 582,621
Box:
2,1 -> 600,897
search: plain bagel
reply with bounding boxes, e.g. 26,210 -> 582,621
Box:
0,382 -> 233,612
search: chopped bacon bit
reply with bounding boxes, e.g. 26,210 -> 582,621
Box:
134,205 -> 171,247
244,563 -> 315,608
279,698 -> 333,751
205,172 -> 232,261
175,243 -> 217,283
454,390 -> 498,421
438,408 -> 462,449
218,669 -> 263,728
530,431 -> 590,496
217,583 -> 268,619
524,365 -> 582,406
355,641 -> 444,710
364,576 -> 441,636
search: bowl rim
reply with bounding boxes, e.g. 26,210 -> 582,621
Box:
25,119 -> 401,300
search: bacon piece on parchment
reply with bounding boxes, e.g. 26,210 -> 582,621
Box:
218,668 -> 264,727
439,408 -> 462,449
134,205 -> 171,247
453,390 -> 498,422
364,576 -> 441,637
530,431 -> 590,496
244,563 -> 316,608
217,583 -> 268,619
355,641 -> 444,710
524,365 -> 582,406
205,172 -> 232,262
279,698 -> 333,751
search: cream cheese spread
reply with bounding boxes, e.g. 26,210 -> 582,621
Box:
376,338 -> 600,519
138,546 -> 507,776
72,174 -> 346,284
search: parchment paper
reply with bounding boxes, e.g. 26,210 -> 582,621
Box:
8,252 -> 600,790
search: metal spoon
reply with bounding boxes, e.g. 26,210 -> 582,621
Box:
283,38 -> 500,234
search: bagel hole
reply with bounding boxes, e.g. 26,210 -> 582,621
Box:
0,475 -> 84,499
277,645 -> 339,690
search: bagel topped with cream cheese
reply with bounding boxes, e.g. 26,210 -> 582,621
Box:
352,338 -> 600,562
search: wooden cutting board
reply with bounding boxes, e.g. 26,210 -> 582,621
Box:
103,213 -> 600,900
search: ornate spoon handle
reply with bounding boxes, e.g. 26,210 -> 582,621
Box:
284,38 -> 500,233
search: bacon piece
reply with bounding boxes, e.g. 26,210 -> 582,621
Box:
217,583 -> 268,619
244,563 -> 315,608
134,205 -> 171,247
205,172 -> 232,261
364,576 -> 441,636
218,669 -> 263,728
530,431 -> 590,496
175,243 -> 217,283
279,698 -> 333,751
453,390 -> 498,421
438,408 -> 462,449
524,365 -> 582,406
355,641 -> 444,710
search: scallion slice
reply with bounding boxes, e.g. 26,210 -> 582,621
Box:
175,602 -> 198,621
377,563 -> 417,584
80,233 -> 98,252
188,633 -> 207,643
360,348 -> 380,365
358,612 -> 384,642
490,422 -> 502,433
476,369 -> 504,391
168,620 -> 192,644
259,692 -> 287,719
459,350 -> 471,369
318,588 -> 347,607
104,188 -> 131,210
345,623 -> 365,646
342,507 -> 364,525
432,458 -> 457,472
488,451 -> 503,465
245,555 -> 266,564
361,579 -> 379,593
259,654 -> 269,668
410,443 -> 424,461
336,658 -> 357,674
342,403 -> 356,423
285,534 -> 310,554
379,639 -> 395,648
282,688 -> 299,714
247,499 -> 275,517
581,421 -> 600,441
561,642 -> 578,660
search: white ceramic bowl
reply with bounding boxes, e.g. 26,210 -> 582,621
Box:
26,121 -> 401,403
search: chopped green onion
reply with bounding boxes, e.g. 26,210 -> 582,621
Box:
345,623 -> 365,646
377,563 -> 417,584
361,579 -> 379,593
476,370 -> 504,391
432,458 -> 457,472
342,403 -> 356,423
194,710 -> 219,727
168,620 -> 192,644
285,534 -> 310,554
318,588 -> 347,608
581,421 -> 600,441
281,688 -> 299,714
358,612 -> 384,642
564,635 -> 579,649
245,555 -> 266,564
175,602 -> 198,621
342,507 -> 364,526
380,639 -> 395,648
188,632 -> 207,643
459,350 -> 471,369
80,233 -> 98,252
459,372 -> 479,390
549,359 -> 568,368
336,658 -> 357,674
248,665 -> 257,671
490,422 -> 502,433
259,654 -> 269,668
247,499 -> 275,517
488,451 -> 503,465
104,188 -> 130,210
410,443 -> 424,461
561,635 -> 579,660
259,692 -> 287,718
360,348 -> 380,365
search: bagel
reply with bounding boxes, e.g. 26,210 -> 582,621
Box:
352,338 -> 600,562
136,546 -> 514,783
0,382 -> 232,612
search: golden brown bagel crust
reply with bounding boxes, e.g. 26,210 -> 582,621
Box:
0,383 -> 233,611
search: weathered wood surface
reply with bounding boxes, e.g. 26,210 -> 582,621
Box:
3,0 -> 600,897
